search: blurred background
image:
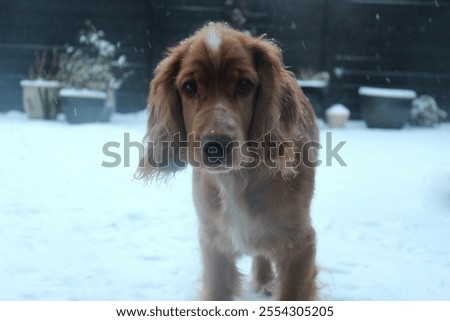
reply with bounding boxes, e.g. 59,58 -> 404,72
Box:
1,0 -> 449,119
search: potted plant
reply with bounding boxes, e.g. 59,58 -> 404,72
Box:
20,49 -> 60,119
57,23 -> 132,124
325,104 -> 351,128
297,69 -> 330,118
358,86 -> 417,129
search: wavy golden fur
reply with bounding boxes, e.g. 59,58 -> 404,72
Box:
137,23 -> 319,300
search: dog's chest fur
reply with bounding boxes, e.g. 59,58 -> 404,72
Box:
218,176 -> 269,255
222,191 -> 254,254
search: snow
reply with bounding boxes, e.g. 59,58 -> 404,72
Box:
20,79 -> 60,88
326,104 -> 350,117
0,111 -> 449,300
358,86 -> 417,99
298,79 -> 328,88
59,88 -> 107,99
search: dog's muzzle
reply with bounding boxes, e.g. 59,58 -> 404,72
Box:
201,136 -> 233,166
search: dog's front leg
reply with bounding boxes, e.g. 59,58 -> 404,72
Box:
275,229 -> 318,300
199,228 -> 240,300
252,255 -> 274,296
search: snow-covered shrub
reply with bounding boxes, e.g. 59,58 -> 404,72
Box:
58,25 -> 132,91
411,95 -> 447,127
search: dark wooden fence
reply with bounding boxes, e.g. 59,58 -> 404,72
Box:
325,0 -> 450,118
1,0 -> 449,118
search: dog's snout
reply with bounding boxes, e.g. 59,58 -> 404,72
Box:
201,136 -> 233,163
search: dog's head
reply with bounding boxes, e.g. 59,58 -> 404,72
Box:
136,23 -> 316,181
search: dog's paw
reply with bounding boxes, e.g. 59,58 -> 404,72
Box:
253,280 -> 274,297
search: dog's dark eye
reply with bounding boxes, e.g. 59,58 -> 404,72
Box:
182,81 -> 197,95
236,79 -> 253,94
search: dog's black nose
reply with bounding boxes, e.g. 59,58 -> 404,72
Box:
201,136 -> 233,164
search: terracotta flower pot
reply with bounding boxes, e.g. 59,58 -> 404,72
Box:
20,79 -> 60,119
325,104 -> 351,128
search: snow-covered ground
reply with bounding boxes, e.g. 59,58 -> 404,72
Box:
1,111 -> 449,300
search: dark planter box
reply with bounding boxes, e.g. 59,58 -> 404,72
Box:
59,88 -> 115,124
297,79 -> 328,119
359,87 -> 417,129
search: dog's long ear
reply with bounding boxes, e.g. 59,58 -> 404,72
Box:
248,37 -> 317,178
135,48 -> 187,182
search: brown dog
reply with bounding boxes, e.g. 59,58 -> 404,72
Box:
137,23 -> 319,300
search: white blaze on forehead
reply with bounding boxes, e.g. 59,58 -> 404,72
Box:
206,28 -> 221,52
